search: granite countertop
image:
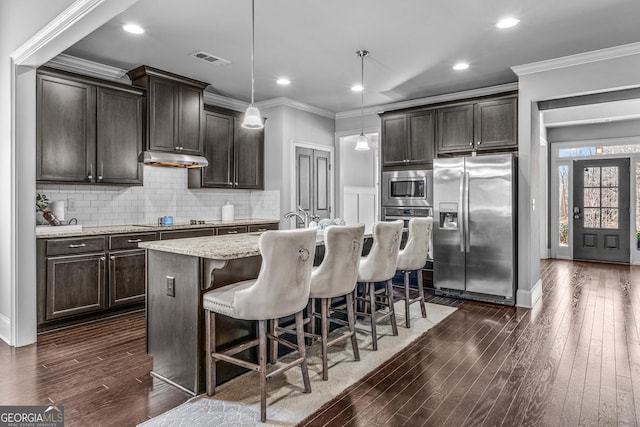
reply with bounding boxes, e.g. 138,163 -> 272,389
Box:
139,232 -> 327,260
35,219 -> 279,239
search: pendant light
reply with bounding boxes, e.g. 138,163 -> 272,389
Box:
241,0 -> 264,129
354,49 -> 370,151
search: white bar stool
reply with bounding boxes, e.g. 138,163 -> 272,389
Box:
355,220 -> 403,351
306,224 -> 365,380
202,228 -> 317,423
395,217 -> 432,328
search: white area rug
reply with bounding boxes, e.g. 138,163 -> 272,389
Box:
139,301 -> 456,426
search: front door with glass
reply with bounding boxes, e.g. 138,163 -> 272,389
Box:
573,158 -> 630,263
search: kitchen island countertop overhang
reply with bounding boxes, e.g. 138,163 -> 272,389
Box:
138,231 -> 327,260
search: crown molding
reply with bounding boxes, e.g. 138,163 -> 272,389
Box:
335,82 -> 519,119
512,42 -> 640,77
11,0 -> 105,65
203,92 -> 248,112
46,53 -> 127,80
256,97 -> 336,119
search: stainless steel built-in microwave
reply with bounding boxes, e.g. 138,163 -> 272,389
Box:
382,170 -> 433,207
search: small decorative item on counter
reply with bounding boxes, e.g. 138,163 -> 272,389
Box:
163,216 -> 173,226
36,193 -> 49,212
42,210 -> 62,226
222,202 -> 235,221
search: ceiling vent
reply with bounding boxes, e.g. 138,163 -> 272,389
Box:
190,51 -> 230,65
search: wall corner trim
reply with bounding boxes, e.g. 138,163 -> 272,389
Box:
0,313 -> 10,346
516,279 -> 543,308
512,41 -> 640,76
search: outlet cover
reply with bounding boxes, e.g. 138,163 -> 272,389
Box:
166,276 -> 175,297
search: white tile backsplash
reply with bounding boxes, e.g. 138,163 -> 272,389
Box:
37,166 -> 280,227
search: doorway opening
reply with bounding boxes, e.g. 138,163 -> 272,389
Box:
338,133 -> 379,233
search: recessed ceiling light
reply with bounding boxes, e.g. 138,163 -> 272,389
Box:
351,84 -> 363,92
453,62 -> 469,71
496,17 -> 520,29
276,78 -> 291,85
122,24 -> 144,34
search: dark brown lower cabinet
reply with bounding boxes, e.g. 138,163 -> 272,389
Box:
109,249 -> 146,307
45,253 -> 106,320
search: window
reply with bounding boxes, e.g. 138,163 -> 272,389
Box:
582,166 -> 619,229
559,165 -> 569,246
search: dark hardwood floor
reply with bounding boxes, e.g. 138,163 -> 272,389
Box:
300,260 -> 640,426
0,312 -> 190,427
1,260 -> 639,426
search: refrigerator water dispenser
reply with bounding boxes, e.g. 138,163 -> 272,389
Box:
439,203 -> 458,229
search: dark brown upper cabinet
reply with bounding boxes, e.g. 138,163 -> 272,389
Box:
189,106 -> 264,190
36,68 -> 144,185
437,94 -> 517,155
381,109 -> 435,168
128,66 -> 208,156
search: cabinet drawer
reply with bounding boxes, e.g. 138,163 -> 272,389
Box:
159,229 -> 214,240
46,236 -> 105,256
110,233 -> 157,250
216,226 -> 248,235
248,224 -> 279,233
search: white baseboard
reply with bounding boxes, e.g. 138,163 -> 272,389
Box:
516,279 -> 543,308
0,313 -> 10,345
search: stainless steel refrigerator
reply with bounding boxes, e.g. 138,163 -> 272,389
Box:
433,153 -> 517,305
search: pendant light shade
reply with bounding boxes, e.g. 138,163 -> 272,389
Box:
242,105 -> 263,129
241,0 -> 264,130
355,50 -> 370,151
355,133 -> 369,151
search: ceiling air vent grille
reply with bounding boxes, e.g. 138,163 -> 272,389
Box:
190,51 -> 231,65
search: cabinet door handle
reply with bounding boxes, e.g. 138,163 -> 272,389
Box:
234,182 -> 238,186
110,256 -> 115,260
228,181 -> 233,185
69,243 -> 86,248
477,140 -> 481,145
100,256 -> 106,261
469,142 -> 473,146
257,228 -> 267,232
98,162 -> 104,181
127,239 -> 142,243
226,230 -> 238,234
88,163 -> 93,180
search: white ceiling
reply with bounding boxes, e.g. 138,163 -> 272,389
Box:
64,0 -> 640,113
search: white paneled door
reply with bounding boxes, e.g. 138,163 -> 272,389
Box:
295,146 -> 331,228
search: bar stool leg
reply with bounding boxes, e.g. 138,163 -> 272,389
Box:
418,269 -> 427,318
404,271 -> 411,328
321,297 -> 329,380
387,279 -> 398,336
258,319 -> 267,422
309,298 -> 316,338
205,309 -> 216,396
369,282 -> 378,351
346,291 -> 360,361
270,318 -> 278,364
295,311 -> 312,393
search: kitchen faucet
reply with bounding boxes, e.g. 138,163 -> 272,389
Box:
284,206 -> 319,228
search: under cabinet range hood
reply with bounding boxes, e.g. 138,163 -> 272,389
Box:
139,151 -> 208,168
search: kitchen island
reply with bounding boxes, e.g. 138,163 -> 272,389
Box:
140,232 -> 328,395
